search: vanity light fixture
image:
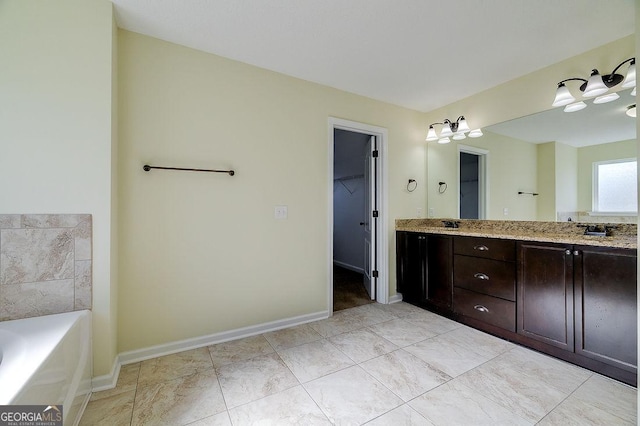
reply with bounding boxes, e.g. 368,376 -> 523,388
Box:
552,58 -> 636,111
426,116 -> 480,144
626,104 -> 636,118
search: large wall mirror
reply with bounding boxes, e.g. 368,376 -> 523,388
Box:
485,88 -> 636,223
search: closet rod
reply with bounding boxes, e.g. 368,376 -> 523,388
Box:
143,164 -> 235,176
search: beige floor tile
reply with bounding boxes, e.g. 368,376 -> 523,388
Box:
304,365 -> 403,425
403,310 -> 463,335
137,347 -> 213,387
344,303 -> 398,326
185,411 -> 232,426
278,339 -> 354,383
309,310 -> 366,337
208,334 -> 275,368
91,363 -> 140,401
570,374 -> 637,423
373,302 -> 426,318
365,404 -> 434,425
404,334 -> 493,377
538,395 -> 634,426
362,349 -> 451,402
454,361 -> 568,423
228,385 -> 330,425
263,323 -> 322,351
328,327 -> 398,363
368,319 -> 436,347
131,369 -> 225,426
216,352 -> 299,408
438,325 -> 514,358
80,389 -> 135,426
410,380 -> 532,426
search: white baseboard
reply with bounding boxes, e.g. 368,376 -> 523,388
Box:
389,293 -> 403,304
92,310 -> 328,391
333,260 -> 364,274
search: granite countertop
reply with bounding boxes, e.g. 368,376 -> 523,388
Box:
396,219 -> 637,250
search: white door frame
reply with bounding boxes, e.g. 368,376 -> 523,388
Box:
458,144 -> 489,219
328,117 -> 389,315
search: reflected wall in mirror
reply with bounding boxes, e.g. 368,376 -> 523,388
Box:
427,88 -> 637,223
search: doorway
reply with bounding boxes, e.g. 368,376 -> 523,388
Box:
458,145 -> 488,219
328,118 -> 388,314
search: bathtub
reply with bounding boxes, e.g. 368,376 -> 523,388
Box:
0,310 -> 92,426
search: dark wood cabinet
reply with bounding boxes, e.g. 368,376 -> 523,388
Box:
397,231 -> 637,385
517,242 -> 574,351
453,236 -> 516,331
574,245 -> 637,374
396,231 -> 452,311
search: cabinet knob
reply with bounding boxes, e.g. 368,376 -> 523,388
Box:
474,305 -> 489,313
565,249 -> 571,255
474,273 -> 489,280
573,250 -> 580,256
474,245 -> 489,251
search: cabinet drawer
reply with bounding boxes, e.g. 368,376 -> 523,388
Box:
454,236 -> 515,262
454,255 -> 515,301
453,287 -> 515,332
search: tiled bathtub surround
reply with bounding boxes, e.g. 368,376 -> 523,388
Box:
0,214 -> 92,321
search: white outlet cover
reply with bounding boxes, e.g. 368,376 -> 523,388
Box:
275,205 -> 288,219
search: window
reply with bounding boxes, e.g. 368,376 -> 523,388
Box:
593,158 -> 637,213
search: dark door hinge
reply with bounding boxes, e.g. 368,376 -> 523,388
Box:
372,270 -> 379,278
372,150 -> 379,158
372,210 -> 379,217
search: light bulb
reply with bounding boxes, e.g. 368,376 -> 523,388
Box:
622,61 -> 636,88
582,70 -> 608,98
552,83 -> 575,107
468,129 -> 483,138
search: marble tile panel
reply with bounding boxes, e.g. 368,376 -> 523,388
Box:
438,325 -> 514,358
208,335 -> 274,368
79,389 -> 135,426
185,411 -> 232,426
263,323 -> 322,351
454,361 -> 568,423
137,347 -> 213,387
365,404 -> 434,426
0,228 -> 74,285
328,328 -> 398,363
403,334 -> 494,377
21,214 -> 89,229
91,363 -> 140,402
402,310 -> 463,335
309,310 -> 367,337
495,346 -> 591,394
362,349 -> 451,402
304,365 -> 403,425
74,260 -> 92,310
278,339 -> 354,383
228,385 -> 331,425
537,394 -> 635,426
367,318 -> 437,347
0,215 -> 20,229
410,380 -> 532,426
570,374 -> 637,423
0,279 -> 74,321
216,352 -> 299,409
73,217 -> 92,261
131,369 -> 226,426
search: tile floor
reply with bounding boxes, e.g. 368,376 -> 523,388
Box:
80,302 -> 637,425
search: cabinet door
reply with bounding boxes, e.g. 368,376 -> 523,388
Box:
574,246 -> 637,373
396,231 -> 426,304
517,242 -> 574,351
425,235 -> 452,309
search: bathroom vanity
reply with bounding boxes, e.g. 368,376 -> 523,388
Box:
396,219 -> 637,386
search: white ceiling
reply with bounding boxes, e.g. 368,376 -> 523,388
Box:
111,0 -> 635,113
